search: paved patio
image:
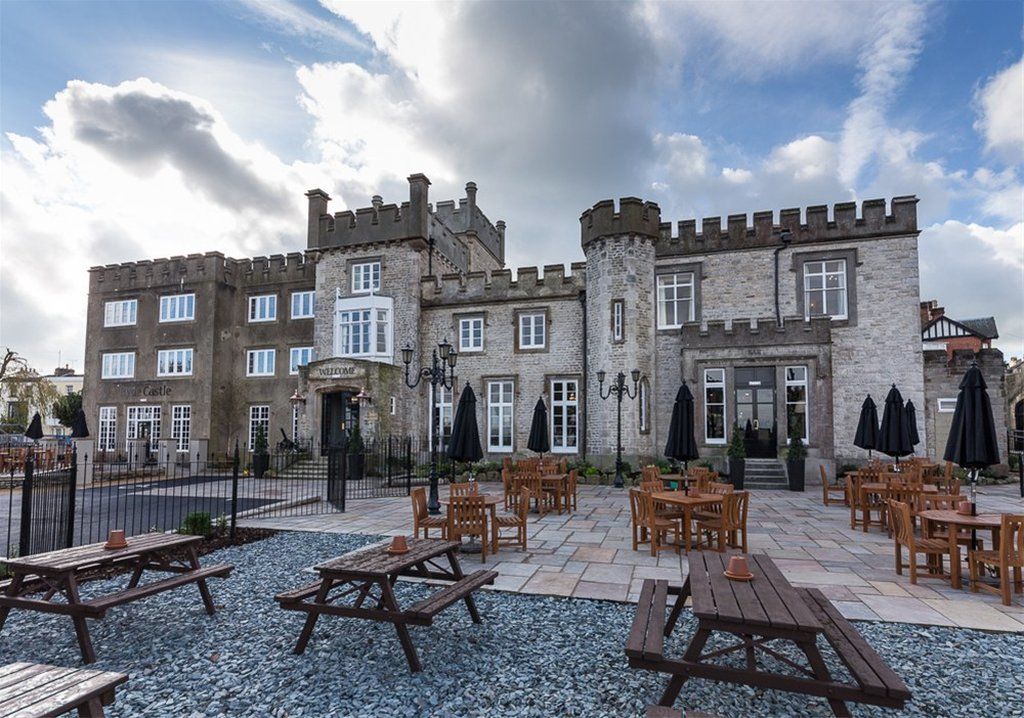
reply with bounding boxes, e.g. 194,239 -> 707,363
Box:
241,481 -> 1024,633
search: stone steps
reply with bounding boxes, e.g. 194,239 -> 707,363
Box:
743,459 -> 788,490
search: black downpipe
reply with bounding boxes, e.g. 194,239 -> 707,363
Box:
579,289 -> 588,461
773,229 -> 792,326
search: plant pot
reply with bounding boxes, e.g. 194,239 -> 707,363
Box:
787,459 -> 805,492
729,458 -> 745,490
347,454 -> 365,481
252,453 -> 269,479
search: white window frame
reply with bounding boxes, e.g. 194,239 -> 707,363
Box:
704,368 -> 727,444
428,384 -> 454,452
351,261 -> 381,294
459,316 -> 484,353
638,378 -> 650,433
291,290 -> 316,319
98,407 -> 117,452
518,313 -> 546,349
550,379 -> 578,453
104,299 -> 137,327
784,365 -> 809,442
248,294 -> 277,323
803,260 -> 848,320
101,352 -> 135,379
657,273 -> 695,329
246,348 -> 276,377
612,299 -> 624,342
487,380 -> 515,452
334,292 -> 393,363
937,398 -> 957,413
248,405 -> 270,450
126,405 -> 160,451
289,347 -> 314,375
157,348 -> 194,377
171,405 -> 191,452
159,293 -> 195,323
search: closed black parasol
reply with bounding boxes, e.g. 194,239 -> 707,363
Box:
853,395 -> 879,456
24,412 -> 44,440
70,409 -> 90,439
944,363 -> 1000,512
527,397 -> 550,456
877,385 -> 913,464
903,400 -> 920,450
446,382 -> 483,464
664,382 -> 699,469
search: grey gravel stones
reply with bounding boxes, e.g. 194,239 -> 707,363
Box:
2,531 -> 1021,717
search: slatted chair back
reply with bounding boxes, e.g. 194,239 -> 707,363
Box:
633,488 -> 654,527
450,482 -> 479,498
449,495 -> 487,537
947,478 -> 961,495
941,460 -> 955,490
565,469 -> 579,511
916,493 -> 959,512
628,488 -> 643,531
501,468 -> 512,509
640,465 -> 660,483
886,500 -> 915,548
640,479 -> 665,493
720,491 -> 749,532
998,514 -> 1024,568
507,483 -> 531,517
707,482 -> 734,495
516,458 -> 540,473
502,456 -> 513,472
411,487 -> 429,522
846,475 -> 861,510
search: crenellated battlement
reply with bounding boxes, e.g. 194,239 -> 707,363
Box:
679,315 -> 834,347
433,181 -> 505,265
656,196 -> 918,257
580,197 -> 662,247
420,263 -> 586,306
233,252 -> 314,287
89,251 -> 314,291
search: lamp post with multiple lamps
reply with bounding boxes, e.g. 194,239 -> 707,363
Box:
402,338 -> 458,514
597,368 -> 644,489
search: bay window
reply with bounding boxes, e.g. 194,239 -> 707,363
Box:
334,292 -> 393,362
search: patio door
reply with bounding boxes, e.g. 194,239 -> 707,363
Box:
735,367 -> 777,458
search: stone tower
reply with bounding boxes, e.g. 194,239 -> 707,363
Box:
581,197 -> 661,465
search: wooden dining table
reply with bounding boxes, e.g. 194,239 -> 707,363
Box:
918,509 -> 1003,590
650,491 -> 724,552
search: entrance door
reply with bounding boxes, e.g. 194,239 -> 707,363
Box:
735,367 -> 777,458
321,391 -> 360,453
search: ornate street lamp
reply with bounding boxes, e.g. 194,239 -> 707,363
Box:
402,339 -> 458,513
597,368 -> 644,488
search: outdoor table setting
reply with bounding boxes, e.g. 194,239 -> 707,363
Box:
918,509 -> 1004,590
0,531 -> 233,664
650,491 -> 724,552
440,492 -> 503,552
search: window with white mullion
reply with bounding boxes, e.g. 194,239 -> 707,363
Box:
487,380 -> 514,452
171,405 -> 191,452
246,349 -> 275,377
657,273 -> 695,329
803,260 -> 847,320
101,352 -> 135,379
704,368 -> 726,444
612,300 -> 624,342
351,261 -> 381,293
159,294 -> 195,322
98,407 -> 117,451
104,299 -> 137,327
334,293 -> 393,362
459,317 -> 484,352
126,405 -> 160,451
248,405 -> 270,450
428,384 -> 454,452
518,313 -> 546,349
289,347 -> 314,375
291,291 -> 315,319
248,294 -> 277,323
785,366 -> 809,442
157,348 -> 193,377
550,379 -> 578,453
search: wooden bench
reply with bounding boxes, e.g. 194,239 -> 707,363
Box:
0,662 -> 128,717
626,555 -> 912,717
405,570 -> 497,621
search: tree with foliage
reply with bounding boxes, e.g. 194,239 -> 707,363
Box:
52,391 -> 83,428
0,348 -> 60,426
726,424 -> 746,459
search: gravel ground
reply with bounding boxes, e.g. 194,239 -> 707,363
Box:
3,531 -> 1021,718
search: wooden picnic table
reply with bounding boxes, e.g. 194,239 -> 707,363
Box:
626,553 -> 911,717
275,538 -> 496,673
440,494 -> 502,552
918,509 -> 1003,590
0,533 -> 233,664
650,492 -> 724,552
0,662 -> 128,717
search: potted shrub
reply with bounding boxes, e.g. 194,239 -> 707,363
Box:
786,435 -> 807,492
347,424 -> 365,481
252,426 -> 269,479
726,425 -> 745,489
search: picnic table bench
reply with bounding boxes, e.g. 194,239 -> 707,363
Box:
276,537 -> 496,672
626,553 -> 911,717
0,662 -> 128,717
0,533 -> 232,664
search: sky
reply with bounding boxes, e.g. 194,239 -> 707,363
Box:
1,0 -> 1022,373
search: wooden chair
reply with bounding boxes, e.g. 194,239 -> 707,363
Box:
411,487 -> 447,539
501,468 -> 513,510
450,481 -> 479,498
448,495 -> 489,562
639,479 -> 665,493
495,486 -> 531,551
564,469 -> 579,512
636,490 -> 680,556
521,474 -> 554,516
629,488 -> 649,551
695,491 -> 749,553
888,499 -> 951,584
707,482 -> 734,495
856,475 -> 887,532
641,465 -> 661,483
820,465 -> 847,506
917,494 -> 980,550
969,514 -> 1024,606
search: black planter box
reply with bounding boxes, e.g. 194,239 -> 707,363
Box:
348,454 -> 365,481
252,453 -> 269,479
787,459 -> 805,491
729,458 -> 745,490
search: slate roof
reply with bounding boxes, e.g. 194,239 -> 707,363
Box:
959,317 -> 999,339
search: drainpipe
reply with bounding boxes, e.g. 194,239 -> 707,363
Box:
773,229 -> 793,326
579,289 -> 588,461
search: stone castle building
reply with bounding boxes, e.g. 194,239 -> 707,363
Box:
83,174 -> 937,479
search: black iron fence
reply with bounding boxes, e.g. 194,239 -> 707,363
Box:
2,436 -> 432,561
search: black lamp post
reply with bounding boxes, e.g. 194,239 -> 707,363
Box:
597,368 -> 643,488
402,338 -> 457,513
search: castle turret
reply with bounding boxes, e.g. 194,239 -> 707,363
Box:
581,198 -> 661,463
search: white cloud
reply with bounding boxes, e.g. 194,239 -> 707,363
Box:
974,57 -> 1024,164
235,0 -> 367,51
